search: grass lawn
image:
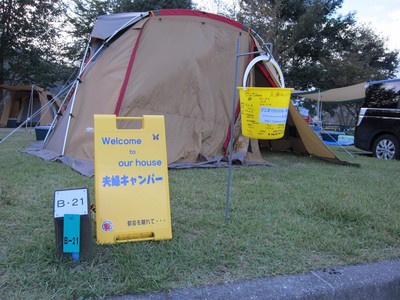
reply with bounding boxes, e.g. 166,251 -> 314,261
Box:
1,127 -> 399,299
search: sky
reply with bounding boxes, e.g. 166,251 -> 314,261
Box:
194,0 -> 400,51
338,0 -> 400,51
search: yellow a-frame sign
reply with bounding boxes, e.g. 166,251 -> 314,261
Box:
94,115 -> 172,244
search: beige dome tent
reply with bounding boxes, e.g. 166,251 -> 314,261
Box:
29,9 -> 351,176
0,85 -> 58,127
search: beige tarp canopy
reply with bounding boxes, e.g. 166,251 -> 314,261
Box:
292,82 -> 367,102
26,9 -> 355,176
0,85 -> 58,127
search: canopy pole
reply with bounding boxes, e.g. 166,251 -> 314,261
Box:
317,88 -> 321,123
317,93 -> 354,158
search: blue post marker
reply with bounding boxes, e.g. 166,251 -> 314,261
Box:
63,214 -> 81,261
54,188 -> 92,260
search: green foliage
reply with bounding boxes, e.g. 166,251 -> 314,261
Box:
1,129 -> 400,298
237,0 -> 400,90
0,0 -> 74,87
1,0 -> 399,92
111,0 -> 193,12
66,0 -> 113,62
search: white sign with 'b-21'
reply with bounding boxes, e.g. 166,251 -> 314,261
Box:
54,188 -> 89,218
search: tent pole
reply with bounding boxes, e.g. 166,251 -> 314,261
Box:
76,15 -> 146,79
61,78 -> 83,156
60,14 -> 145,156
60,35 -> 92,156
317,95 -> 354,157
25,85 -> 34,129
43,81 -> 76,145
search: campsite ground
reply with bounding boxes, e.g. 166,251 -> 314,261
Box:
1,127 -> 399,299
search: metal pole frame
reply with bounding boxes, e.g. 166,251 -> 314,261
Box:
60,14 -> 147,156
225,37 -> 270,224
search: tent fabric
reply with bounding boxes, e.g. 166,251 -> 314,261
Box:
292,82 -> 366,102
152,9 -> 246,30
0,85 -> 57,127
27,9 -> 353,176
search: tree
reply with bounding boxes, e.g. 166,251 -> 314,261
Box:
111,0 -> 193,12
237,0 -> 399,128
237,0 -> 399,90
66,0 -> 113,63
0,0 -> 73,87
315,24 -> 399,127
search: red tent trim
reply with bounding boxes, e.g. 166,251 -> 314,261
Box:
257,63 -> 278,87
114,27 -> 144,115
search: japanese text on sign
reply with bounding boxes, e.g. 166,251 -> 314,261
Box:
102,173 -> 163,187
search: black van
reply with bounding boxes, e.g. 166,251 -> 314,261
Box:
354,78 -> 400,159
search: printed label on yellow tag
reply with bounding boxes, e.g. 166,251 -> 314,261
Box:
94,115 -> 172,244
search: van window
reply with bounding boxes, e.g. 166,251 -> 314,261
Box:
364,81 -> 400,109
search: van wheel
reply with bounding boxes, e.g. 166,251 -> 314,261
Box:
373,134 -> 400,160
